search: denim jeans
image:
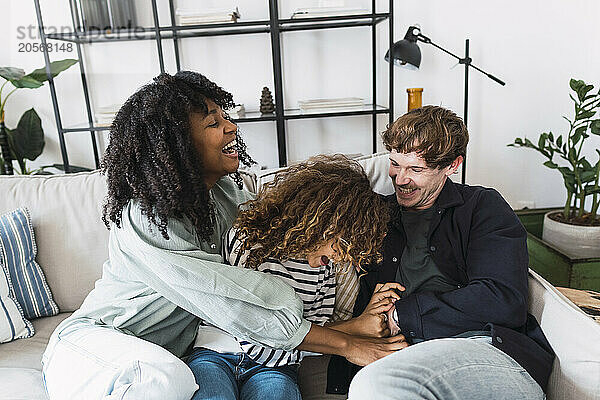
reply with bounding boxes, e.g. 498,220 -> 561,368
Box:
187,348 -> 301,400
348,336 -> 545,400
42,321 -> 198,399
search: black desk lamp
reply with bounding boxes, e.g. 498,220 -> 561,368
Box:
385,25 -> 505,184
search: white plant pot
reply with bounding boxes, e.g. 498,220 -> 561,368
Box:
542,212 -> 600,259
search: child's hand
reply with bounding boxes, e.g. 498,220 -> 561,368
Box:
352,282 -> 405,337
345,334 -> 409,366
370,282 -> 405,304
351,304 -> 391,337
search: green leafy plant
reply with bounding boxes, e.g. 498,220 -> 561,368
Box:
0,59 -> 78,174
509,79 -> 600,226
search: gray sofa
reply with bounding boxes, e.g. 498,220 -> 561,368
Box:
1,152 -> 599,400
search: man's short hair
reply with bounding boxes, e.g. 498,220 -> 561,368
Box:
382,105 -> 469,169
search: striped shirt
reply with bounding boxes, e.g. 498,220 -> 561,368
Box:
332,263 -> 360,322
194,228 -> 336,367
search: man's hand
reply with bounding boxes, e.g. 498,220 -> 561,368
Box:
344,334 -> 409,366
350,282 -> 405,337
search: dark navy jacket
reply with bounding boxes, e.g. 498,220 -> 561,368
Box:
327,179 -> 555,394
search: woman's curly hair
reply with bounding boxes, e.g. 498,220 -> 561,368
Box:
234,154 -> 389,271
102,71 -> 253,242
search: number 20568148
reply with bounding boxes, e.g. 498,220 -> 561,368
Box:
18,42 -> 73,53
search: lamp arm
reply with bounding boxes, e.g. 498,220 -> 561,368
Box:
420,36 -> 506,86
467,64 -> 506,86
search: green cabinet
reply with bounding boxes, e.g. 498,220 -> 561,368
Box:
516,208 -> 600,291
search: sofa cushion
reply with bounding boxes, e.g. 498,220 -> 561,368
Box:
0,312 -> 70,370
0,259 -> 34,343
354,152 -> 394,195
252,152 -> 396,196
298,355 -> 346,400
0,367 -> 48,400
0,172 -> 108,312
0,208 -> 59,319
528,269 -> 600,400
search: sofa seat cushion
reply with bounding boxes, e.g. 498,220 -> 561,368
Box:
0,367 -> 48,400
0,313 -> 70,370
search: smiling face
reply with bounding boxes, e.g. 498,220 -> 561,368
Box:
305,239 -> 340,268
190,99 -> 239,189
389,150 -> 462,211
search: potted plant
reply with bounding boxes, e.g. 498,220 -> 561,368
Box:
508,79 -> 600,290
0,59 -> 78,175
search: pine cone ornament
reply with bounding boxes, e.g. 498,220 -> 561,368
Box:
260,87 -> 275,114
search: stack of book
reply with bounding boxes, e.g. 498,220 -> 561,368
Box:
176,7 -> 241,25
94,104 -> 121,126
291,7 -> 368,19
298,97 -> 365,113
226,104 -> 245,119
72,0 -> 137,32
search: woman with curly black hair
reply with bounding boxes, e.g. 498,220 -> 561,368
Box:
42,72 -> 406,400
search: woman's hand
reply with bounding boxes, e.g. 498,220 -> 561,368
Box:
350,282 -> 404,337
344,334 -> 409,366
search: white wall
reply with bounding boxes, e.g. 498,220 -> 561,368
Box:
2,0 -> 599,209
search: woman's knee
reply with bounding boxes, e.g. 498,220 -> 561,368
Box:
44,326 -> 198,400
128,357 -> 198,400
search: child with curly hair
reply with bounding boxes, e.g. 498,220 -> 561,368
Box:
187,154 -> 403,400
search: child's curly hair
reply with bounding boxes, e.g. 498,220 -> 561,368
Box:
101,71 -> 253,242
234,154 -> 389,270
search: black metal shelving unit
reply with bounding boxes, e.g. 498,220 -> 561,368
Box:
34,0 -> 394,171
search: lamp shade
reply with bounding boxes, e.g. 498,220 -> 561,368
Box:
385,39 -> 421,69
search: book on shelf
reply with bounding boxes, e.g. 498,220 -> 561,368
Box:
176,7 -> 240,25
298,97 -> 365,113
291,7 -> 369,19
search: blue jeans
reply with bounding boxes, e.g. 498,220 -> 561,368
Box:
187,348 -> 301,400
348,336 -> 545,400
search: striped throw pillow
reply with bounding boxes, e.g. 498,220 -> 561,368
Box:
1,257 -> 34,342
0,208 -> 59,319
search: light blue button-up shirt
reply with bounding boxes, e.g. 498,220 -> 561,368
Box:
51,177 -> 311,357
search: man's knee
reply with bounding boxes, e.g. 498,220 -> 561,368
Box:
347,352 -> 428,400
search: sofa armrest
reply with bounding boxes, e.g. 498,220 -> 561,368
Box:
528,269 -> 600,400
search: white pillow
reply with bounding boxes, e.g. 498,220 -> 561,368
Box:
354,152 -> 394,195
252,152 -> 395,195
0,261 -> 34,343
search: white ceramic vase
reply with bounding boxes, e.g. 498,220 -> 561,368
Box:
542,212 -> 600,259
